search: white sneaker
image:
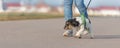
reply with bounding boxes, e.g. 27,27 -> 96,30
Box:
63,30 -> 73,37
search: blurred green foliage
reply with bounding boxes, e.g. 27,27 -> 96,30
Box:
0,13 -> 64,21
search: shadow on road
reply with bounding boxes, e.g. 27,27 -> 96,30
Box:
94,35 -> 120,39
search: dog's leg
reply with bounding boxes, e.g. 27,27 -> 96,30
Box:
74,25 -> 85,38
76,26 -> 80,31
63,30 -> 73,37
82,29 -> 89,35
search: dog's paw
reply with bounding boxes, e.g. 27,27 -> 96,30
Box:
63,34 -> 72,37
79,37 -> 82,39
63,33 -> 69,37
82,30 -> 89,35
63,33 -> 73,37
90,37 -> 94,39
63,34 -> 68,37
63,30 -> 73,37
74,35 -> 82,39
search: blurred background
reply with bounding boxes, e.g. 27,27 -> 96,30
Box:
0,0 -> 120,20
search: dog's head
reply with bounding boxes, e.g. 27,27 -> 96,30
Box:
64,18 -> 80,30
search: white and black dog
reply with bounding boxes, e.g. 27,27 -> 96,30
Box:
63,17 -> 94,39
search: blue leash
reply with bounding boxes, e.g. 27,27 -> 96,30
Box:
86,0 -> 92,9
80,0 -> 92,28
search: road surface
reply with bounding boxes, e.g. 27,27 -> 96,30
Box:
0,17 -> 120,48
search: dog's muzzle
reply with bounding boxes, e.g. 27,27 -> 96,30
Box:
64,24 -> 73,30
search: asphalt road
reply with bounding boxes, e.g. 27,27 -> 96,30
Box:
0,17 -> 120,48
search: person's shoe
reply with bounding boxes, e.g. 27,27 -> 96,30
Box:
63,30 -> 73,37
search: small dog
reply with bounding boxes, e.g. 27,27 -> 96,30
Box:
63,17 -> 94,39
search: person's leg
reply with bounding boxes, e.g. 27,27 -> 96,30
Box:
74,0 -> 88,18
63,0 -> 73,37
73,0 -> 89,38
64,0 -> 73,20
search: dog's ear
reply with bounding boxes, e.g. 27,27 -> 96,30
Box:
72,19 -> 79,27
